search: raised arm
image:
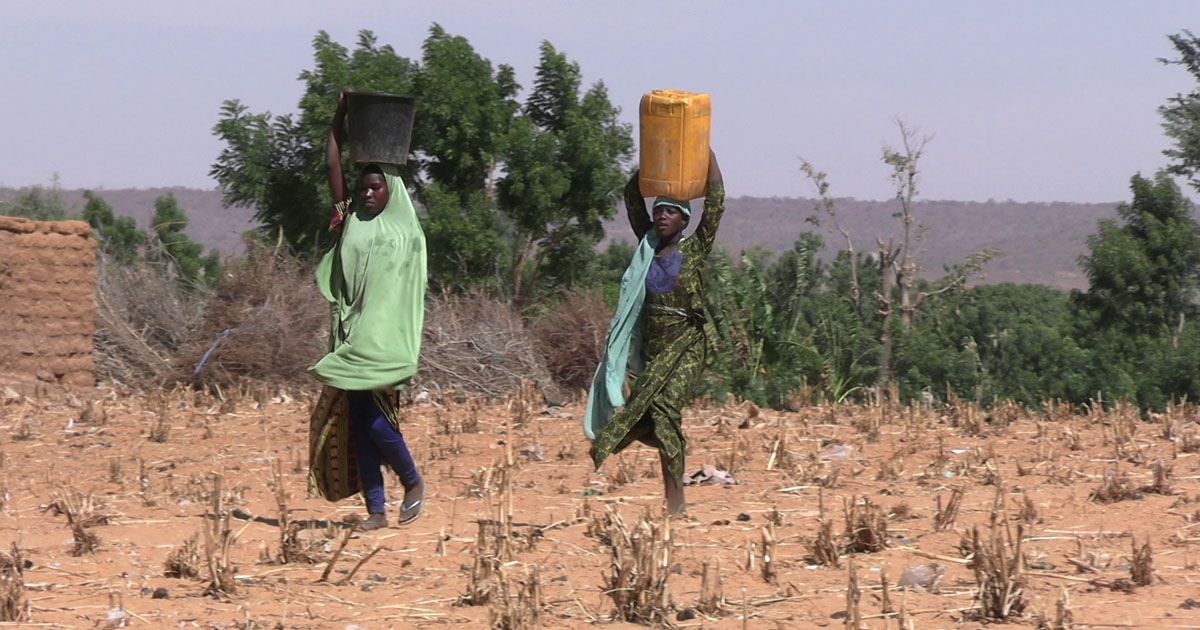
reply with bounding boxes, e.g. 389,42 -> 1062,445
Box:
624,170 -> 652,240
690,149 -> 724,255
326,92 -> 349,204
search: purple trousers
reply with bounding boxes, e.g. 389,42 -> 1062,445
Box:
348,391 -> 420,514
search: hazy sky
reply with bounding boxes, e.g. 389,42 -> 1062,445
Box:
2,1 -> 1197,202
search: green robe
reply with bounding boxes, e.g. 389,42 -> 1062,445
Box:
309,165 -> 426,391
589,178 -> 725,479
307,165 -> 425,501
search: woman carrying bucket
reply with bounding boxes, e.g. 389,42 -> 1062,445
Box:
307,91 -> 427,530
586,141 -> 724,515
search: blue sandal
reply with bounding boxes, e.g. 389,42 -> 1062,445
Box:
398,479 -> 425,526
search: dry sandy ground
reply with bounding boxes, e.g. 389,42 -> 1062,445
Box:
2,384 -> 1200,629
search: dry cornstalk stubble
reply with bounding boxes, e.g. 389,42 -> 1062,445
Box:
1131,534 -> 1155,587
0,543 -> 29,622
203,474 -> 245,598
967,489 -> 1027,620
697,558 -> 725,615
465,452 -> 519,607
164,533 -> 202,580
843,496 -> 888,554
47,490 -> 110,556
488,563 -> 543,630
599,508 -> 674,625
933,487 -> 964,532
806,492 -> 840,568
270,459 -> 321,564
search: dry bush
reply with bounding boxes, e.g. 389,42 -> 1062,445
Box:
107,459 -> 123,485
462,465 -> 498,499
1061,426 -> 1083,451
0,543 -> 29,622
875,452 -> 903,481
761,522 -> 777,583
94,253 -> 206,387
10,418 -> 33,442
528,288 -> 609,391
1182,430 -> 1200,454
148,402 -> 171,443
607,453 -> 639,489
422,293 -> 557,400
722,434 -> 751,475
766,431 -> 799,472
179,243 -> 326,388
1142,460 -> 1174,496
1017,494 -> 1039,524
464,519 -> 504,606
270,460 -> 320,564
1051,586 -> 1074,630
845,558 -> 863,630
850,406 -> 882,442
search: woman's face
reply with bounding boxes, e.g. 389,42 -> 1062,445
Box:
652,204 -> 686,241
359,172 -> 390,215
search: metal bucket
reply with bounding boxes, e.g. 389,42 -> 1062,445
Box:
346,91 -> 417,165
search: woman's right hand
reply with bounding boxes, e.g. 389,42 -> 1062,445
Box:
707,148 -> 722,183
334,91 -> 349,126
327,90 -> 350,204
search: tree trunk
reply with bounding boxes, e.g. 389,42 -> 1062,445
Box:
875,239 -> 898,390
509,233 -> 536,303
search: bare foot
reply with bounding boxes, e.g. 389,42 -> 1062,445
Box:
660,454 -> 686,515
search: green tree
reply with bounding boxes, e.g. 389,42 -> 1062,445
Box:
803,124 -> 995,393
147,193 -> 222,287
82,190 -> 146,265
1077,172 -> 1200,343
895,283 -> 1091,407
212,30 -> 419,254
701,237 -> 852,406
0,175 -> 72,220
420,183 -> 505,292
409,25 -> 516,291
412,24 -> 519,198
211,28 -> 630,299
1160,29 -> 1200,191
1072,172 -> 1200,408
497,41 -> 633,305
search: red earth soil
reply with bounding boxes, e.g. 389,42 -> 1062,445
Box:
2,384 -> 1200,629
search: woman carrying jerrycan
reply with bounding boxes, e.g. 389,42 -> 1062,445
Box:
587,90 -> 725,515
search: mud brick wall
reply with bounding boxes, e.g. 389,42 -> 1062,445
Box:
0,216 -> 96,386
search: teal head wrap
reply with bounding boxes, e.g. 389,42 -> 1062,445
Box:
653,197 -> 692,219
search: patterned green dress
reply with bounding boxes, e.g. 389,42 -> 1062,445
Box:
589,177 -> 725,480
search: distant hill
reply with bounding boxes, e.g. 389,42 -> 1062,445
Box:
8,187 -> 1131,290
602,196 -> 1121,290
0,187 -> 258,257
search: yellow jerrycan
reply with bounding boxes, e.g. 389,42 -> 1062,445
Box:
638,90 -> 711,200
